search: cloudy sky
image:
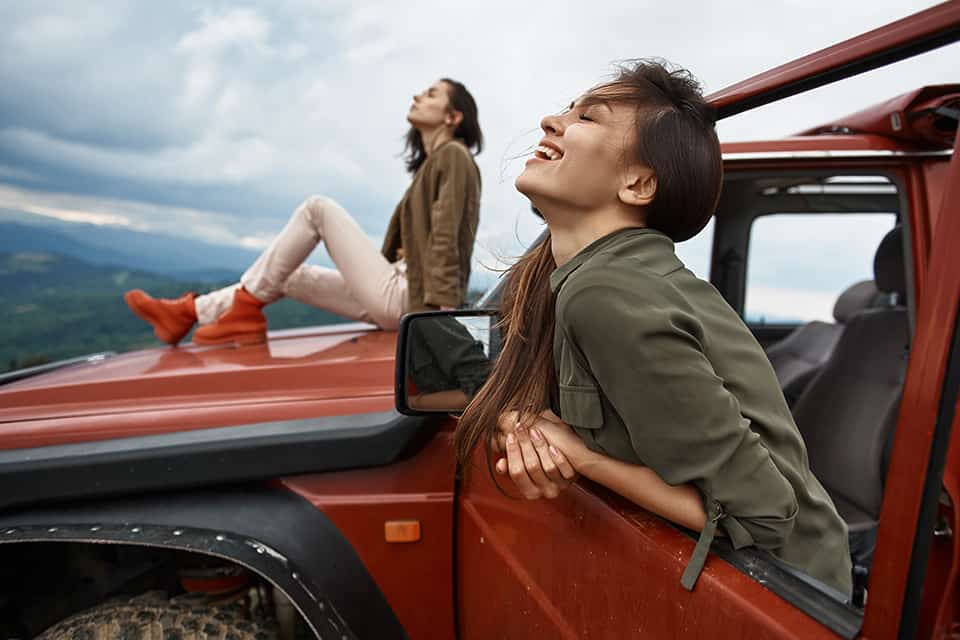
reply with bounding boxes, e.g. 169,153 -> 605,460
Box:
0,0 -> 955,319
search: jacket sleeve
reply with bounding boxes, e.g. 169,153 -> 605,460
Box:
559,274 -> 798,550
423,145 -> 476,308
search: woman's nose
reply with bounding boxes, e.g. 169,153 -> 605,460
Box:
541,113 -> 563,135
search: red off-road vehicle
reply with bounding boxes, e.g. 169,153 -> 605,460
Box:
1,4 -> 958,639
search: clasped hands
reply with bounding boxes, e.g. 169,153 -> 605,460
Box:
492,409 -> 588,500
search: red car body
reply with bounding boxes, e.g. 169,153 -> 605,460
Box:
1,4 -> 958,639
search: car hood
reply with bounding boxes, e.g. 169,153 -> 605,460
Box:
0,323 -> 398,450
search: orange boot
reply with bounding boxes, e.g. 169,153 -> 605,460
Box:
124,290 -> 197,345
192,287 -> 267,346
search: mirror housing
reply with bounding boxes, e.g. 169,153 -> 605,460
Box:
395,309 -> 498,416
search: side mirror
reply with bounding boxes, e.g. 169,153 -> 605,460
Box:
395,309 -> 497,415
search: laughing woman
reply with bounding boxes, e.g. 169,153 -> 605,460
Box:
125,78 -> 482,345
455,60 -> 852,597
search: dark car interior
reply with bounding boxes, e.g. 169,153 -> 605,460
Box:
765,278 -> 883,407
769,226 -> 909,573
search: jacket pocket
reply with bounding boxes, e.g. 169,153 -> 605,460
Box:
559,383 -> 604,429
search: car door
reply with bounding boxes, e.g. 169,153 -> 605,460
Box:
456,446 -> 852,639
859,131 -> 960,640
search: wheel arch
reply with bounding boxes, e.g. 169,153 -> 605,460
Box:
0,486 -> 407,640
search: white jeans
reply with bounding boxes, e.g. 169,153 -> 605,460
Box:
195,196 -> 408,330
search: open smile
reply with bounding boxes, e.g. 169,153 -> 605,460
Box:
533,141 -> 564,161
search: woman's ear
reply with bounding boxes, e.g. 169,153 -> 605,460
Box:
446,109 -> 464,128
618,165 -> 656,208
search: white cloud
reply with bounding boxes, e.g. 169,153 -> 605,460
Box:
176,8 -> 271,55
0,183 -> 262,248
0,127 -> 278,184
12,5 -> 124,52
13,203 -> 135,228
181,62 -> 218,108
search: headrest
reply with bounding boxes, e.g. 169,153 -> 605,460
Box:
874,225 -> 906,297
833,280 -> 881,323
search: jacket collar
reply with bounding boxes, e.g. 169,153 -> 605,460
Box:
548,227 -> 675,293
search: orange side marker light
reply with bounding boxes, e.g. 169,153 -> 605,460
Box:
385,520 -> 421,543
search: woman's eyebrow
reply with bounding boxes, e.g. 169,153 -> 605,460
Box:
591,100 -> 614,113
572,97 -> 613,113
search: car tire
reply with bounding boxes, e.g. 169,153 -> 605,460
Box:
36,591 -> 277,640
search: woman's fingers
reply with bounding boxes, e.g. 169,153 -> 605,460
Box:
495,410 -> 574,499
505,432 -> 541,499
548,443 -> 577,481
516,426 -> 559,499
529,427 -> 566,488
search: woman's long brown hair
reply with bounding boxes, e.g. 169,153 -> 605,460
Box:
454,233 -> 557,469
453,59 -> 721,472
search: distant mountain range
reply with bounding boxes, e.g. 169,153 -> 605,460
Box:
0,211 -> 261,282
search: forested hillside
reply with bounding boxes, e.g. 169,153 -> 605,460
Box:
0,252 -> 345,372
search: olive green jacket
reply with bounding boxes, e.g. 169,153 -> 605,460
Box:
381,140 -> 481,311
550,227 -> 852,595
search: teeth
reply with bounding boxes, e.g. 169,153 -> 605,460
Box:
536,145 -> 562,160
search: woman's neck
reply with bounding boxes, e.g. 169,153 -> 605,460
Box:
540,202 -> 645,267
419,126 -> 454,156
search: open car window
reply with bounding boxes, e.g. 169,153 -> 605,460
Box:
746,211 -> 897,325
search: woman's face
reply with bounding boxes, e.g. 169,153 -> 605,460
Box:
516,91 -> 641,213
407,80 -> 453,129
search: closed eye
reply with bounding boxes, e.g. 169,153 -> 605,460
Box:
579,114 -> 594,122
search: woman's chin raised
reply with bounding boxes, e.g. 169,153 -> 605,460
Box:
514,171 -> 536,195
